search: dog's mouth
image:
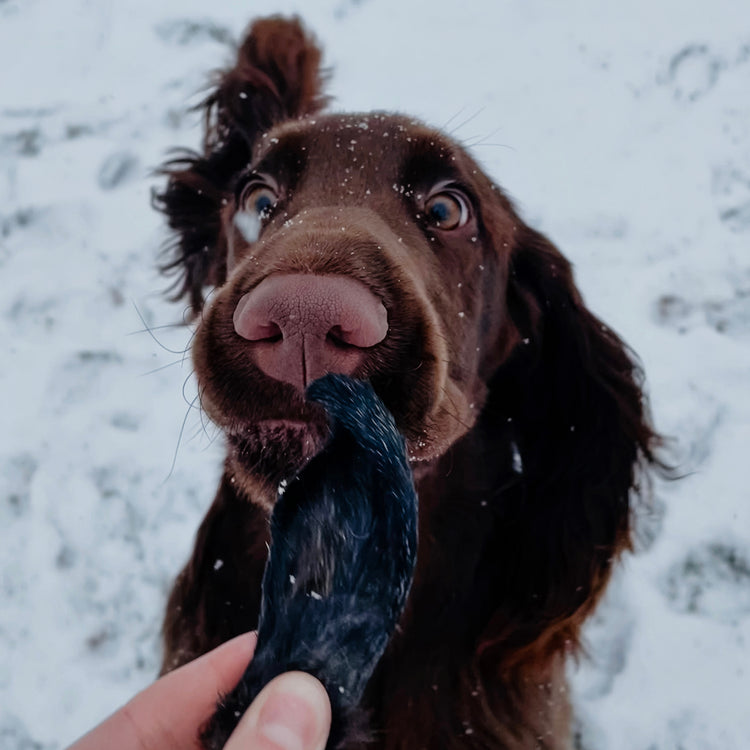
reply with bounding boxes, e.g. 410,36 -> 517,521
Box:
215,366 -> 458,489
226,413 -> 331,484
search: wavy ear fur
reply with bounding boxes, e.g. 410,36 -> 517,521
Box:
154,16 -> 330,314
480,224 -> 660,663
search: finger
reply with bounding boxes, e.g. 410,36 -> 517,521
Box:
69,631 -> 257,750
225,671 -> 331,750
127,631 -> 258,747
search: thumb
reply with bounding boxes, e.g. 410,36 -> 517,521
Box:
225,672 -> 331,750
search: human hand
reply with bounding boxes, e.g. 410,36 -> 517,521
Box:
68,632 -> 332,750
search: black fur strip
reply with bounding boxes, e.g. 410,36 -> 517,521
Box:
200,374 -> 418,749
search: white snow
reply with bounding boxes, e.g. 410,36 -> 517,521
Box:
1,1 -> 748,748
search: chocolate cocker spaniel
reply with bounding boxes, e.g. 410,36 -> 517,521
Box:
155,16 -> 660,750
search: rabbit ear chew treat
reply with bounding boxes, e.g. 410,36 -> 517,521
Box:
201,374 -> 418,750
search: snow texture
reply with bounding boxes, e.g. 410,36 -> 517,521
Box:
0,1 -> 748,748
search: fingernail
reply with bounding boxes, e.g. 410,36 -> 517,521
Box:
257,675 -> 329,750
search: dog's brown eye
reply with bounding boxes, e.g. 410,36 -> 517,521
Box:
242,184 -> 278,219
424,190 -> 470,230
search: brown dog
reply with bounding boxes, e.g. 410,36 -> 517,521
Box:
156,16 -> 659,749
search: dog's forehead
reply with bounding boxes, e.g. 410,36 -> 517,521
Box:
255,112 -> 467,186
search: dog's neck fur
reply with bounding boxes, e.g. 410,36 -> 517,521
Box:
363,421 -> 573,750
161,406 -> 575,748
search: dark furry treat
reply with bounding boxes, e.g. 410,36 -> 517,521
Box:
200,374 -> 418,750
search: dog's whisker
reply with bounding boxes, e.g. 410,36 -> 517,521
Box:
140,359 -> 189,377
131,301 -> 192,355
195,384 -> 214,442
441,105 -> 469,131
203,426 -> 223,450
468,141 -> 517,151
447,106 -> 486,137
189,422 -> 208,442
462,125 -> 513,150
181,326 -> 198,367
180,370 -> 200,410
127,322 -> 187,334
163,391 -> 201,484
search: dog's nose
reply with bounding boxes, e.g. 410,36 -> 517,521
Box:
233,274 -> 388,389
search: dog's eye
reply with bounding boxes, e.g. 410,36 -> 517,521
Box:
424,190 -> 470,230
241,183 -> 279,219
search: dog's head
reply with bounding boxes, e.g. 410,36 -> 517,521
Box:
156,17 -> 518,486
156,16 -> 658,527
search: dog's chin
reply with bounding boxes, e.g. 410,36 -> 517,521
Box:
226,418 -> 330,496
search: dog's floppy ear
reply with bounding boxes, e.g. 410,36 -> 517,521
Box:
481,224 -> 660,660
154,16 -> 329,314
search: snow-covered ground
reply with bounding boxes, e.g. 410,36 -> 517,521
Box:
1,1 -> 748,748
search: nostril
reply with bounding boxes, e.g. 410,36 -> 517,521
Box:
330,305 -> 389,349
327,326 -> 351,348
255,322 -> 283,343
233,293 -> 284,342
